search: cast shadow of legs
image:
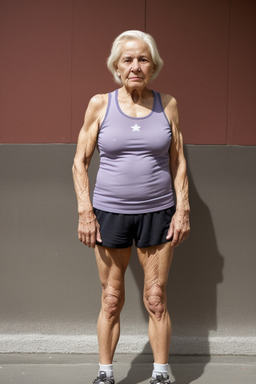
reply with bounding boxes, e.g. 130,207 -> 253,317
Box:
168,148 -> 224,383
117,342 -> 152,384
118,148 -> 224,384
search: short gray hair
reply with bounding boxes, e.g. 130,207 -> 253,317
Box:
107,30 -> 164,85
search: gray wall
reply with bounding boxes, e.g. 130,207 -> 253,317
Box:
0,144 -> 255,355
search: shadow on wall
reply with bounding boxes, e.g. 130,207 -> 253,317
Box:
120,147 -> 224,384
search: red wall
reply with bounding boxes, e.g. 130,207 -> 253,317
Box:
0,0 -> 255,144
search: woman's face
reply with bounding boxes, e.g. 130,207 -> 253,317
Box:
116,39 -> 155,89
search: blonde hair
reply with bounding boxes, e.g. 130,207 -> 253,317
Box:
107,30 -> 164,84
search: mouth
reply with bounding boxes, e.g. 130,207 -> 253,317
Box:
128,77 -> 143,81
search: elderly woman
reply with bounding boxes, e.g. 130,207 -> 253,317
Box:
72,30 -> 190,384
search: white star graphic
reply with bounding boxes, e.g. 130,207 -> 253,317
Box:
131,124 -> 141,132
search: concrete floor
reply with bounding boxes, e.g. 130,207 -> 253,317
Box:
0,354 -> 255,384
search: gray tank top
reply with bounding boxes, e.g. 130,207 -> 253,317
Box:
93,89 -> 175,214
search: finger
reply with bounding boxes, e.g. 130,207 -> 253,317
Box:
78,226 -> 85,243
84,233 -> 89,247
182,232 -> 189,241
78,226 -> 82,241
90,231 -> 96,248
166,222 -> 174,240
85,233 -> 90,246
170,230 -> 180,247
177,234 -> 184,245
96,223 -> 102,243
173,230 -> 187,247
179,228 -> 190,243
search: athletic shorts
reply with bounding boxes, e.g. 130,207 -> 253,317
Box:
93,206 -> 176,249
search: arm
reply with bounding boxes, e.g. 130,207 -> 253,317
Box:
72,94 -> 107,248
164,96 -> 190,247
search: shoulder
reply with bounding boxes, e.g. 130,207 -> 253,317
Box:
87,93 -> 109,113
158,93 -> 179,125
84,93 -> 109,126
159,93 -> 178,112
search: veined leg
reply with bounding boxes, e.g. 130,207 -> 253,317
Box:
94,245 -> 132,364
137,242 -> 174,363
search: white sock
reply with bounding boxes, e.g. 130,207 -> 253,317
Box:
152,362 -> 168,378
99,363 -> 114,378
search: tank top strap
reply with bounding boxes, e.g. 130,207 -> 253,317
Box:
153,91 -> 165,114
106,89 -> 165,118
99,91 -> 114,128
108,90 -> 118,114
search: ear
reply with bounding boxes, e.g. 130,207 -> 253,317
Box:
151,64 -> 156,77
115,65 -> 120,76
113,62 -> 120,76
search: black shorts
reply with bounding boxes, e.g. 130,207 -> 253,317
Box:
94,206 -> 176,249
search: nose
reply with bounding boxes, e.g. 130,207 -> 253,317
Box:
131,59 -> 141,72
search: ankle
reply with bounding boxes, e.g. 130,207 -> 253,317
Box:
99,363 -> 114,378
152,362 -> 168,378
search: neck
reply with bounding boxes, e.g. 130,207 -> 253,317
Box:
119,86 -> 151,103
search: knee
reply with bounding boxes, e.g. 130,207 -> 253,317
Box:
144,282 -> 166,321
102,282 -> 124,321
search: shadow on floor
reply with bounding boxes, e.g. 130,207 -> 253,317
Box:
117,342 -> 211,384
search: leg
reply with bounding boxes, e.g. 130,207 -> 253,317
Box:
94,245 -> 132,364
137,242 -> 174,364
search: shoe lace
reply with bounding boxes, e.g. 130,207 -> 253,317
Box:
92,373 -> 115,384
150,374 -> 170,384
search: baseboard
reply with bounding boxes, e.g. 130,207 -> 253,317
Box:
0,334 -> 255,355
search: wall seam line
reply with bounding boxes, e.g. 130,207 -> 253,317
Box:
225,0 -> 232,145
70,0 -> 74,143
144,0 -> 147,32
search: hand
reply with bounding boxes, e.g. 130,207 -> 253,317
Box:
166,209 -> 190,247
78,212 -> 102,248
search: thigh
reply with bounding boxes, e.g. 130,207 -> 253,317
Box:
135,207 -> 176,248
137,242 -> 174,287
95,245 -> 132,288
94,209 -> 134,248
